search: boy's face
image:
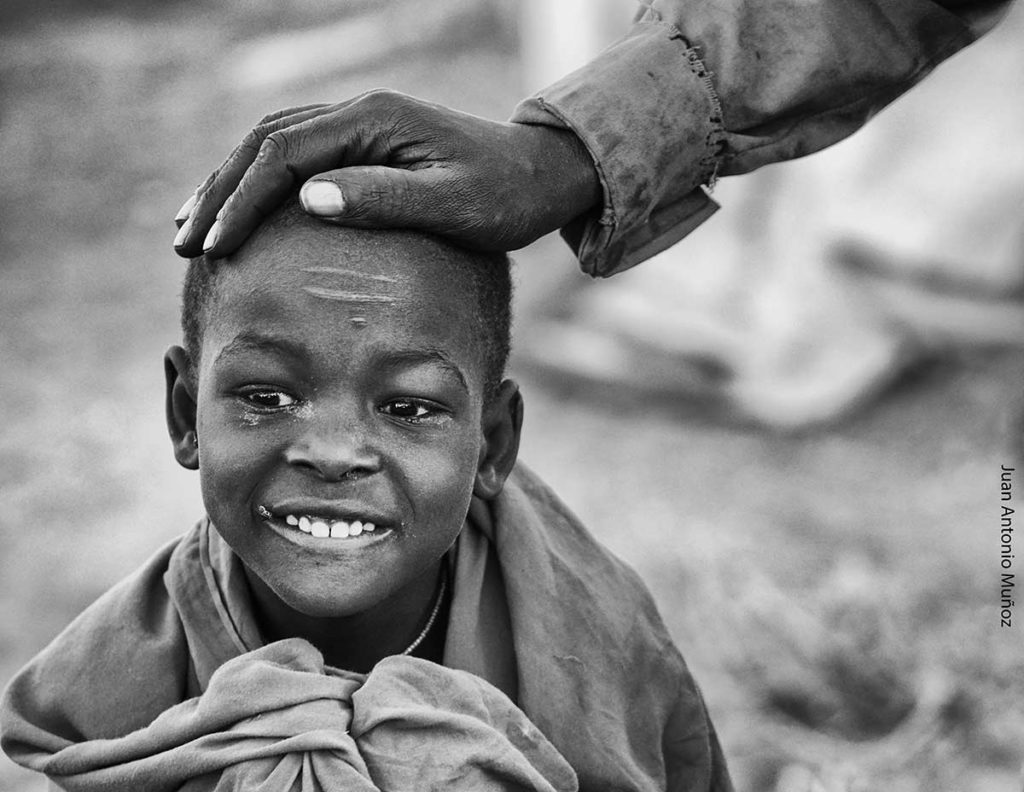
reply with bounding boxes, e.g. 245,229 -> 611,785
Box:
166,226 -> 519,621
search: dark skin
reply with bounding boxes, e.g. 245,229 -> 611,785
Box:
172,91 -> 602,259
165,223 -> 522,672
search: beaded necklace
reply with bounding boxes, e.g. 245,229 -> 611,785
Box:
400,564 -> 449,656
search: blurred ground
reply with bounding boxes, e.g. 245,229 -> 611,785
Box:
1,3 -> 1022,790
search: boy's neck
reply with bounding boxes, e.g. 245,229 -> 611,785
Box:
242,562 -> 448,673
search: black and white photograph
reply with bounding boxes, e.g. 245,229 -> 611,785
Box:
1,1 -> 1022,790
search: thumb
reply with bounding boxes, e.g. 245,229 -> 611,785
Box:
299,166 -> 461,234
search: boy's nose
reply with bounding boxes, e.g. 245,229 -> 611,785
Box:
284,422 -> 381,481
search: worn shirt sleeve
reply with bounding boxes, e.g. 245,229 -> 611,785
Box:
510,0 -> 1014,277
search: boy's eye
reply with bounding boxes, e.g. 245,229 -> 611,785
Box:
380,399 -> 450,425
240,389 -> 297,409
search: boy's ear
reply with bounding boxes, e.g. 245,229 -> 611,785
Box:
474,380 -> 523,500
165,346 -> 199,470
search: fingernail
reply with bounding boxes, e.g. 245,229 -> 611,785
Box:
203,220 -> 221,252
175,192 -> 198,223
300,181 -> 345,215
173,216 -> 193,248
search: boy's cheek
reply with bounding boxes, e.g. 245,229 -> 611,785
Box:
403,447 -> 480,519
196,402 -> 281,456
399,430 -> 478,479
194,427 -> 277,504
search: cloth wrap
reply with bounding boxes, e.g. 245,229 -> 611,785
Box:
1,466 -> 732,791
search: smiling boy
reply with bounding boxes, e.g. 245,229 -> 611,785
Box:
1,201 -> 732,791
170,209 -> 519,674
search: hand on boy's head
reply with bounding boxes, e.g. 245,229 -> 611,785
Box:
172,91 -> 601,260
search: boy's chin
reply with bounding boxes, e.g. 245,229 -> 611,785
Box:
268,580 -> 391,621
241,562 -> 385,623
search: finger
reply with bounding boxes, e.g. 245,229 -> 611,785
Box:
172,171 -> 219,254
174,189 -> 200,227
254,103 -> 331,125
173,168 -> 223,228
297,166 -> 483,242
172,103 -> 345,258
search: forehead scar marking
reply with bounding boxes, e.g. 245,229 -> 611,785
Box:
301,267 -> 398,284
302,286 -> 401,303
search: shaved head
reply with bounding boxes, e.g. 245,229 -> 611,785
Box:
181,200 -> 512,398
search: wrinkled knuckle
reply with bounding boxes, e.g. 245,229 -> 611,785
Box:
253,123 -> 277,142
344,187 -> 385,221
360,87 -> 397,102
357,88 -> 408,115
382,176 -> 411,216
346,177 -> 406,223
258,131 -> 289,166
238,126 -> 268,157
356,90 -> 421,140
198,170 -> 217,192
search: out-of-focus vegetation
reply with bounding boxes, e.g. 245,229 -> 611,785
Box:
1,2 -> 1021,790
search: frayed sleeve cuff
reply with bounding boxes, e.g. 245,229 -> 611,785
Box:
511,21 -> 724,277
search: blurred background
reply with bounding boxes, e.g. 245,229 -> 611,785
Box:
1,1 -> 1022,790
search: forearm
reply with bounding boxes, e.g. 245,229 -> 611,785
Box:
666,0 -> 1010,175
512,0 -> 1015,276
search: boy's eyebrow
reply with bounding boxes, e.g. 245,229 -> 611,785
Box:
214,332 -> 308,365
378,349 -> 469,393
212,336 -> 470,392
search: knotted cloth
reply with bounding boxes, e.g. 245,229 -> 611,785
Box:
8,637 -> 575,791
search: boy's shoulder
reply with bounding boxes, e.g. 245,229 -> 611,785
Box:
482,464 -> 727,789
492,463 -> 684,662
1,534 -> 194,748
483,463 -> 689,676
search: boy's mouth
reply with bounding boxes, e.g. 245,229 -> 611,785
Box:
256,504 -> 388,540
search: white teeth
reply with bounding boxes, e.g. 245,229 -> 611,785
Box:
284,513 -> 380,538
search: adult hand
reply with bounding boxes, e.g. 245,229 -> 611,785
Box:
173,90 -> 602,259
